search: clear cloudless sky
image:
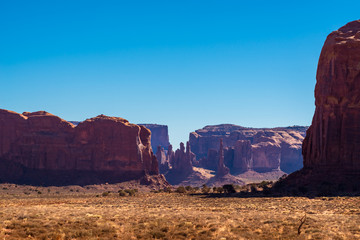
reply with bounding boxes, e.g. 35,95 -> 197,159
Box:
1,1 -> 360,147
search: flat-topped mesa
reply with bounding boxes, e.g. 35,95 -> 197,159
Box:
0,109 -> 162,185
302,20 -> 360,173
190,124 -> 306,174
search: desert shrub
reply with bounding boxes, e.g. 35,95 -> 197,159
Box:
185,186 -> 193,192
176,186 -> 186,193
250,184 -> 258,193
125,189 -> 136,196
259,181 -> 272,188
193,187 -> 200,192
223,184 -> 236,194
213,187 -> 224,193
102,192 -> 109,197
37,191 -> 42,194
201,184 -> 210,194
118,190 -> 126,196
262,185 -> 271,195
164,187 -> 172,193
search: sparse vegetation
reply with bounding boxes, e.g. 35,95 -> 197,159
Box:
201,184 -> 211,194
223,184 -> 236,193
175,186 -> 186,193
118,190 -> 126,196
102,191 -> 109,197
0,184 -> 359,239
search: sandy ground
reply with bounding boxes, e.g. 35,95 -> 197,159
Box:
0,184 -> 359,239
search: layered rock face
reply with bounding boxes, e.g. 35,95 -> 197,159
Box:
139,124 -> 170,153
190,124 -> 306,173
303,20 -> 360,173
0,109 -> 160,185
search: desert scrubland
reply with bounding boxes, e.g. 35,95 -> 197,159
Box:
0,184 -> 359,240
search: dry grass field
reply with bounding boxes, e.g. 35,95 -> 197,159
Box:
0,184 -> 359,239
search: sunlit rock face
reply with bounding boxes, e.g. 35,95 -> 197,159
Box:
303,20 -> 360,173
190,124 -> 306,174
0,109 -> 160,185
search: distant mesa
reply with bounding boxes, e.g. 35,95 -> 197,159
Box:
0,109 -> 167,186
278,20 -> 360,193
189,124 -> 307,174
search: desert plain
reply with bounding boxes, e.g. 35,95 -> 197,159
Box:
0,184 -> 359,240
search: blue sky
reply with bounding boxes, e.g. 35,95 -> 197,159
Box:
1,1 -> 359,147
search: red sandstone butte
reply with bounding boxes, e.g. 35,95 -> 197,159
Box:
302,20 -> 360,173
0,109 -> 163,186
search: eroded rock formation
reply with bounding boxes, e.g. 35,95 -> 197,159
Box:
216,139 -> 230,177
139,124 -> 170,153
156,146 -> 170,173
303,20 -> 360,173
190,125 -> 306,173
0,109 -> 162,185
172,142 -> 193,176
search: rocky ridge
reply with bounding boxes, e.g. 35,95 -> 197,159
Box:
0,109 -> 167,186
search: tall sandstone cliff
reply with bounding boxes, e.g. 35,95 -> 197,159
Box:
303,20 -> 360,173
0,109 -> 162,185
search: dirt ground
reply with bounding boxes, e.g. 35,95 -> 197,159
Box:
0,184 -> 359,239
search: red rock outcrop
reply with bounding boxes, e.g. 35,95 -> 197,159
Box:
190,125 -> 306,173
303,20 -> 360,173
164,142 -> 194,184
0,109 -> 161,185
172,142 -> 193,175
139,124 -> 170,153
166,144 -> 175,167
